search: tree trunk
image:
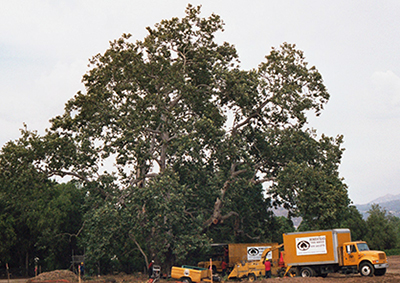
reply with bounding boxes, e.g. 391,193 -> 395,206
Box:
26,252 -> 29,277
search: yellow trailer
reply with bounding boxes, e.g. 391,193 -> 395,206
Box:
171,265 -> 212,283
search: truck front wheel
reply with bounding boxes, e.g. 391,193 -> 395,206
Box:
374,268 -> 386,276
359,262 -> 374,277
299,267 -> 314,277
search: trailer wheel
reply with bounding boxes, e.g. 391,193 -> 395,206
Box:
212,265 -> 217,274
359,262 -> 374,277
179,277 -> 192,283
300,267 -> 314,277
247,273 -> 256,282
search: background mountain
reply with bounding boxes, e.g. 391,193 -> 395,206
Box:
355,193 -> 400,219
273,193 -> 400,225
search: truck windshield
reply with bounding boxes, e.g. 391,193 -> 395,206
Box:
357,243 -> 370,251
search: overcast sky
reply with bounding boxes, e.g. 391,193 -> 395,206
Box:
1,1 -> 400,204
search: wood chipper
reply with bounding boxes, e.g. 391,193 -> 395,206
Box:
227,244 -> 284,281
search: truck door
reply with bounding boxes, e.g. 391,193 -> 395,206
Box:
343,244 -> 357,266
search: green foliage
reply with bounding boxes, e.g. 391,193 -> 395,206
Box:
364,204 -> 398,250
270,132 -> 349,230
384,248 -> 400,256
0,131 -> 85,272
390,216 -> 400,248
338,205 -> 367,241
268,216 -> 295,243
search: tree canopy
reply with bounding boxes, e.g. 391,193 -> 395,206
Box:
0,128 -> 85,274
364,204 -> 399,250
0,5 -> 353,274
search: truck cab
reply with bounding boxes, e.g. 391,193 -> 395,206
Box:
341,241 -> 388,276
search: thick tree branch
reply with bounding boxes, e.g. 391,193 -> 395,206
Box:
130,234 -> 149,270
203,167 -> 247,230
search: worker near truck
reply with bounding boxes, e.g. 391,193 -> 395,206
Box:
148,260 -> 154,278
221,261 -> 228,276
224,246 -> 229,263
264,259 -> 271,279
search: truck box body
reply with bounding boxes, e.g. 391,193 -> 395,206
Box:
283,229 -> 351,266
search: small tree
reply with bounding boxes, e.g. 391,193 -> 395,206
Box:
365,204 -> 398,250
0,129 -> 85,272
338,205 -> 367,241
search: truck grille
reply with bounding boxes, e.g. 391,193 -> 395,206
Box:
379,253 -> 386,260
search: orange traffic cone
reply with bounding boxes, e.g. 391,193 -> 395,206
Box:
278,252 -> 285,267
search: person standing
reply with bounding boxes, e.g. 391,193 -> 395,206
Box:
264,259 -> 271,279
148,260 -> 154,278
224,246 -> 229,263
80,262 -> 85,276
221,261 -> 228,277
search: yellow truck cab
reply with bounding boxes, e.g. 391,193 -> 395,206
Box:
341,241 -> 388,276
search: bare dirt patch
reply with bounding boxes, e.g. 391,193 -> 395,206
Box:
12,255 -> 400,283
26,270 -> 78,283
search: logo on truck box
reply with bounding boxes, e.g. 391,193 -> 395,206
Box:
295,236 -> 327,256
247,246 -> 272,260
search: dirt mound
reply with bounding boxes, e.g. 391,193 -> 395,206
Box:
26,270 -> 78,283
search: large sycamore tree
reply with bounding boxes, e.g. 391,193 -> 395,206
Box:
27,5 -> 349,271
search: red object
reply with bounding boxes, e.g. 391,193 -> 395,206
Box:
264,260 -> 271,271
224,247 -> 229,257
221,261 -> 227,269
278,252 -> 285,267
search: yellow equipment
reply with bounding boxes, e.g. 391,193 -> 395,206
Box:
227,244 -> 283,281
198,243 -> 278,273
171,265 -> 213,283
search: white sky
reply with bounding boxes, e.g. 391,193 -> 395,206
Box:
1,0 -> 400,204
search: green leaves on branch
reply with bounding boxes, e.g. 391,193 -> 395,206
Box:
269,132 -> 348,230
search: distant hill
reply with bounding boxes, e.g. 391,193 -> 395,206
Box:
355,194 -> 400,219
272,193 -> 400,225
366,193 -> 400,204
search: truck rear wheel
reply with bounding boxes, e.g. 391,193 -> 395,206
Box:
359,262 -> 374,277
179,277 -> 192,283
299,267 -> 314,277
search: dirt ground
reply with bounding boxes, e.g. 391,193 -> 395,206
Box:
9,255 -> 400,283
